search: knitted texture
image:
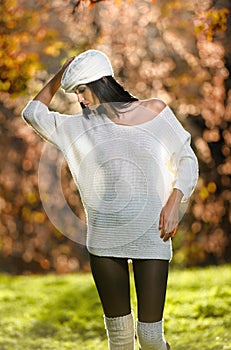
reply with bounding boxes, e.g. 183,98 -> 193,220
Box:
137,319 -> 167,350
22,100 -> 198,259
104,313 -> 135,350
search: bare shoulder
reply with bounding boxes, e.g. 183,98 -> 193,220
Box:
140,98 -> 167,116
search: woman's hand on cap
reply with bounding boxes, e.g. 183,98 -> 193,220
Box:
61,56 -> 76,72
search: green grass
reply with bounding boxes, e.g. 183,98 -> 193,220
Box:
0,265 -> 230,350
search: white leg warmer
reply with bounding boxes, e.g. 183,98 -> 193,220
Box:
104,312 -> 135,350
136,319 -> 167,350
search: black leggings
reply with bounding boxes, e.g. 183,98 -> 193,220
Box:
89,254 -> 169,323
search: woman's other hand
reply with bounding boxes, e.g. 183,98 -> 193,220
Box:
159,188 -> 183,242
60,56 -> 76,73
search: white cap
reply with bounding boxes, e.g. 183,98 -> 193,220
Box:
61,49 -> 114,93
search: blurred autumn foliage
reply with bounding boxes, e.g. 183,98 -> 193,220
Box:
0,0 -> 230,274
0,0 -> 65,95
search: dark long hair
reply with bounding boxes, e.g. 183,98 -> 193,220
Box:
87,76 -> 138,117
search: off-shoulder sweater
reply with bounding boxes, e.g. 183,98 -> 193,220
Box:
22,100 -> 199,260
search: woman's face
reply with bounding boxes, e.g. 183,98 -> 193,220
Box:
74,85 -> 99,108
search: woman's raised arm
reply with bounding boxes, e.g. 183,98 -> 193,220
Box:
33,57 -> 75,106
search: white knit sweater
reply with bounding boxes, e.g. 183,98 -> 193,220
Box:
22,100 -> 198,259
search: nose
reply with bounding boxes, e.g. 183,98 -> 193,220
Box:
77,93 -> 84,103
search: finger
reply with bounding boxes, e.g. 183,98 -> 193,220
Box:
160,224 -> 169,241
162,227 -> 178,242
164,218 -> 178,236
160,230 -> 165,239
163,233 -> 171,242
160,225 -> 166,238
171,226 -> 178,238
162,223 -> 171,238
66,57 -> 75,66
163,231 -> 171,242
159,210 -> 164,228
62,56 -> 76,70
159,210 -> 164,231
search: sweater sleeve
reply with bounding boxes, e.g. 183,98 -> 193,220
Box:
171,134 -> 199,202
163,107 -> 199,202
22,100 -> 69,149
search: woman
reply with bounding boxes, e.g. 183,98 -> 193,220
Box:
22,49 -> 199,350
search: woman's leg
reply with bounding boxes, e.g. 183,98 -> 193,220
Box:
132,259 -> 169,350
89,253 -> 135,349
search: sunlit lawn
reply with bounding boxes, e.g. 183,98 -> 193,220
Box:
0,265 -> 230,350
